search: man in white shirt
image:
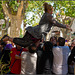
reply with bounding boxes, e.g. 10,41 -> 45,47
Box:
52,37 -> 71,75
20,44 -> 37,75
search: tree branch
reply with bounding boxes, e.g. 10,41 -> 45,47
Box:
37,12 -> 41,18
70,18 -> 74,26
2,1 -> 11,18
17,1 -> 23,17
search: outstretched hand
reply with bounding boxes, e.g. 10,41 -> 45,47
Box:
66,25 -> 72,31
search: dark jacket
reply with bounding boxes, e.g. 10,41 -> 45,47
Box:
36,42 -> 53,74
26,12 -> 66,39
68,46 -> 75,65
36,50 -> 53,74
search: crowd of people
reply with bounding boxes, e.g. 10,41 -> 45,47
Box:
0,36 -> 75,74
0,2 -> 74,75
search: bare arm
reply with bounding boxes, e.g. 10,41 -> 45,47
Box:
15,55 -> 21,59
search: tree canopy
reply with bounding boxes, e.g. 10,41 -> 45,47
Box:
0,1 -> 4,19
53,1 -> 75,17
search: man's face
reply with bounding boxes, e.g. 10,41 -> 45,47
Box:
51,37 -> 57,45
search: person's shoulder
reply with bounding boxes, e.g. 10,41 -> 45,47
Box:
22,48 -> 28,52
63,46 -> 71,51
21,51 -> 28,59
10,48 -> 17,54
42,12 -> 52,17
53,46 -> 62,53
28,52 -> 37,58
53,46 -> 59,51
63,46 -> 69,49
21,51 -> 28,56
21,51 -> 28,55
53,46 -> 59,48
46,12 -> 53,17
73,46 -> 75,49
11,47 -> 16,51
58,46 -> 69,49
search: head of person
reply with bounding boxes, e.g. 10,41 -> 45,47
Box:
32,38 -> 40,47
43,2 -> 53,14
71,40 -> 75,48
72,38 -> 75,41
1,35 -> 8,46
43,41 -> 53,52
5,44 -> 12,50
16,45 -> 22,50
50,36 -> 57,46
28,43 -> 37,54
57,37 -> 65,46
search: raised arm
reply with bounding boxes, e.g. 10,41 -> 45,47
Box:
47,14 -> 72,30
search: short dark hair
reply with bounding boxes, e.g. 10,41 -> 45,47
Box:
44,41 -> 53,51
28,43 -> 36,53
58,37 -> 65,46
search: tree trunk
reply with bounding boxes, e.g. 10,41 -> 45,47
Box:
9,16 -> 22,37
2,1 -> 24,37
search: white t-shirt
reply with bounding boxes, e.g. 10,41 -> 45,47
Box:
21,52 -> 37,75
52,46 -> 71,75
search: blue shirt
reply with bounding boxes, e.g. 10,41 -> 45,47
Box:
53,46 -> 71,74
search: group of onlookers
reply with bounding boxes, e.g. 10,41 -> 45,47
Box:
0,36 -> 75,75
